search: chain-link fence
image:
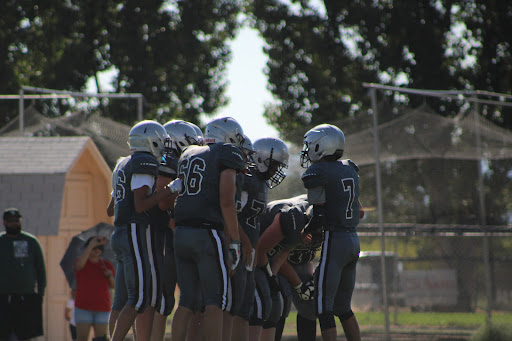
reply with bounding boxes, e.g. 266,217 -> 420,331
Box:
3,85 -> 512,339
345,85 -> 512,338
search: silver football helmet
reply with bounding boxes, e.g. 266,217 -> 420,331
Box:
128,120 -> 169,159
300,124 -> 345,168
204,117 -> 245,148
252,137 -> 289,188
163,120 -> 201,156
188,122 -> 204,146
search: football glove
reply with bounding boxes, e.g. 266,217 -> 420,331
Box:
294,279 -> 315,301
229,240 -> 241,270
167,178 -> 183,194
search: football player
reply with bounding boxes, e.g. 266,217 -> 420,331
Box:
230,137 -> 289,341
149,120 -> 201,341
270,202 -> 322,341
300,124 -> 364,341
170,117 -> 245,341
109,120 -> 182,341
251,195 -> 318,341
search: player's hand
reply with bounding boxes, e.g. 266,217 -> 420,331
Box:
301,232 -> 312,244
104,269 -> 114,279
294,279 -> 315,301
167,178 -> 183,194
241,239 -> 253,268
262,263 -> 280,296
229,240 -> 241,271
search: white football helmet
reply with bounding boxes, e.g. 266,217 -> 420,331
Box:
128,120 -> 169,159
163,120 -> 201,156
204,117 -> 245,148
252,137 -> 289,188
188,122 -> 204,146
300,124 -> 345,167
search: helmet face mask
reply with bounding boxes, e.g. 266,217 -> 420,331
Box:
188,123 -> 204,146
128,120 -> 169,159
300,124 -> 345,168
252,137 -> 289,188
241,135 -> 256,168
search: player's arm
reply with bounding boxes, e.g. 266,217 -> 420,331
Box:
219,168 -> 240,242
106,196 -> 115,217
256,213 -> 284,267
238,224 -> 253,267
156,174 -> 177,211
278,258 -> 301,287
304,186 -> 326,233
133,175 -> 181,213
358,199 -> 365,219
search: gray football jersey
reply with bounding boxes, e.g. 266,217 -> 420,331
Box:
301,159 -> 360,231
174,143 -> 245,228
113,152 -> 159,226
238,168 -> 268,247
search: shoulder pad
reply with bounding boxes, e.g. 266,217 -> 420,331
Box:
216,143 -> 245,171
341,159 -> 359,172
301,164 -> 327,188
131,153 -> 159,176
279,206 -> 305,248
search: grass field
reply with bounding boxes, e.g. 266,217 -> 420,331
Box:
281,310 -> 512,336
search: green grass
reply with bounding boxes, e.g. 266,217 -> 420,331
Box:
282,310 -> 512,336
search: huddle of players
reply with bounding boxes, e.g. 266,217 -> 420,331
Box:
108,116 -> 362,341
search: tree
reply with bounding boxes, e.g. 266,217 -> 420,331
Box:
250,0 -> 512,143
249,0 -> 512,311
0,0 -> 243,125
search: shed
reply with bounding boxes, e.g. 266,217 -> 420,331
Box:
0,136 -> 113,341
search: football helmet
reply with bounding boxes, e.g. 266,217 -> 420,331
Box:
300,124 -> 345,168
163,120 -> 201,156
204,117 -> 245,148
188,122 -> 204,145
128,120 -> 169,159
252,137 -> 289,188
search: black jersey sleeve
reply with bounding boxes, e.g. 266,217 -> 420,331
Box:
217,143 -> 245,172
301,163 -> 328,189
131,153 -> 160,176
279,206 -> 307,248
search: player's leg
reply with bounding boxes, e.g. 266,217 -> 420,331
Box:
249,268 -> 272,341
274,275 -> 292,341
232,269 -> 254,341
333,233 -> 361,341
225,264 -> 247,341
260,288 -> 284,341
197,230 -> 230,341
291,263 -> 317,341
112,224 -> 153,341
315,231 -> 342,341
171,226 -> 202,341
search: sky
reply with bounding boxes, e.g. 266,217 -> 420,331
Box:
205,27 -> 279,141
88,26 -> 278,142
89,1 -> 327,142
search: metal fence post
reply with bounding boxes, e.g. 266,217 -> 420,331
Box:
474,99 -> 492,323
370,87 -> 391,339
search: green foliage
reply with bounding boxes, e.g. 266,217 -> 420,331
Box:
250,0 -> 512,144
0,0 -> 243,125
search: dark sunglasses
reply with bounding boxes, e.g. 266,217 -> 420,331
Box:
5,218 -> 20,223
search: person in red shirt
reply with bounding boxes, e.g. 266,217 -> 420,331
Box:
74,236 -> 115,341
